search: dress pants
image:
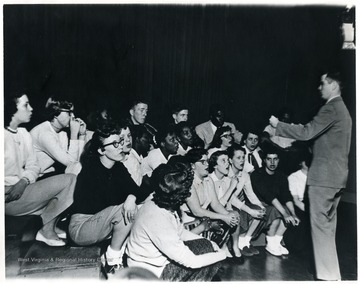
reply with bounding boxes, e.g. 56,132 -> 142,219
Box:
308,185 -> 342,281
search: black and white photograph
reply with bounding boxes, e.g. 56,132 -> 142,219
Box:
2,1 -> 356,281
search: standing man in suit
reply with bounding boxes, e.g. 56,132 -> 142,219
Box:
269,71 -> 352,281
195,103 -> 242,149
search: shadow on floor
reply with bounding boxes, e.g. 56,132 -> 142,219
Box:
5,201 -> 357,281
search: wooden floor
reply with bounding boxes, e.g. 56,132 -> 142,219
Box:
5,199 -> 357,281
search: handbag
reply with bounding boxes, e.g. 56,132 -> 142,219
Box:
203,220 -> 231,247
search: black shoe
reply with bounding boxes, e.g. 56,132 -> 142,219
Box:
211,274 -> 222,281
240,246 -> 254,256
248,245 -> 260,255
231,255 -> 244,265
100,253 -> 123,279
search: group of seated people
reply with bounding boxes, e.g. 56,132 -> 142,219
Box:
4,92 -> 311,280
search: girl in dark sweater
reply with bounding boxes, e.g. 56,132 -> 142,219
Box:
68,119 -> 151,277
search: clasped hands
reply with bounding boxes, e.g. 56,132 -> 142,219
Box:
284,214 -> 300,226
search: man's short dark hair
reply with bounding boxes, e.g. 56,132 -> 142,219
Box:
243,127 -> 260,140
129,99 -> 149,110
172,104 -> 188,115
209,103 -> 224,117
262,145 -> 281,159
325,71 -> 342,88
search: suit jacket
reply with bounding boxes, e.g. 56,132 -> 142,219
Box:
195,120 -> 237,149
276,97 -> 352,188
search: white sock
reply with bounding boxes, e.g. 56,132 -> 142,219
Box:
274,235 -> 283,246
266,235 -> 276,247
244,235 -> 252,247
106,245 -> 123,265
238,236 -> 251,249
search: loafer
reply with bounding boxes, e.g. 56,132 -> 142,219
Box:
231,255 -> 245,265
248,245 -> 260,255
240,246 -> 254,257
36,231 -> 66,247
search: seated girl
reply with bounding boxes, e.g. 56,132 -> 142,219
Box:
207,126 -> 233,158
209,149 -> 266,257
181,149 -> 240,258
68,119 -> 151,277
30,96 -> 87,177
126,161 -> 226,281
5,92 -> 76,247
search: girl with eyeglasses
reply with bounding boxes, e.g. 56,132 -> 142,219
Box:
4,92 -> 77,247
30,96 -> 87,178
68,119 -> 152,278
207,126 -> 233,158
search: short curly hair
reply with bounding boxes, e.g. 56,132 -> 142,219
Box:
152,162 -> 194,212
44,96 -> 74,121
80,119 -> 122,162
4,92 -> 26,127
208,150 -> 228,173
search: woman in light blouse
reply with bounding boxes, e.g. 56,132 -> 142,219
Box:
4,92 -> 76,247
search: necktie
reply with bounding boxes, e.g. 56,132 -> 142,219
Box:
237,172 -> 245,202
238,188 -> 245,202
248,152 -> 259,170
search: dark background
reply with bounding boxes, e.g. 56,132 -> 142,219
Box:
3,4 -> 356,193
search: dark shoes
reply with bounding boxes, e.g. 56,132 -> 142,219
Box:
240,246 -> 254,256
231,255 -> 245,265
211,274 -> 222,281
240,245 -> 259,256
248,245 -> 260,255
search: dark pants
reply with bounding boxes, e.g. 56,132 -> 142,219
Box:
160,238 -> 223,281
283,206 -> 311,253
